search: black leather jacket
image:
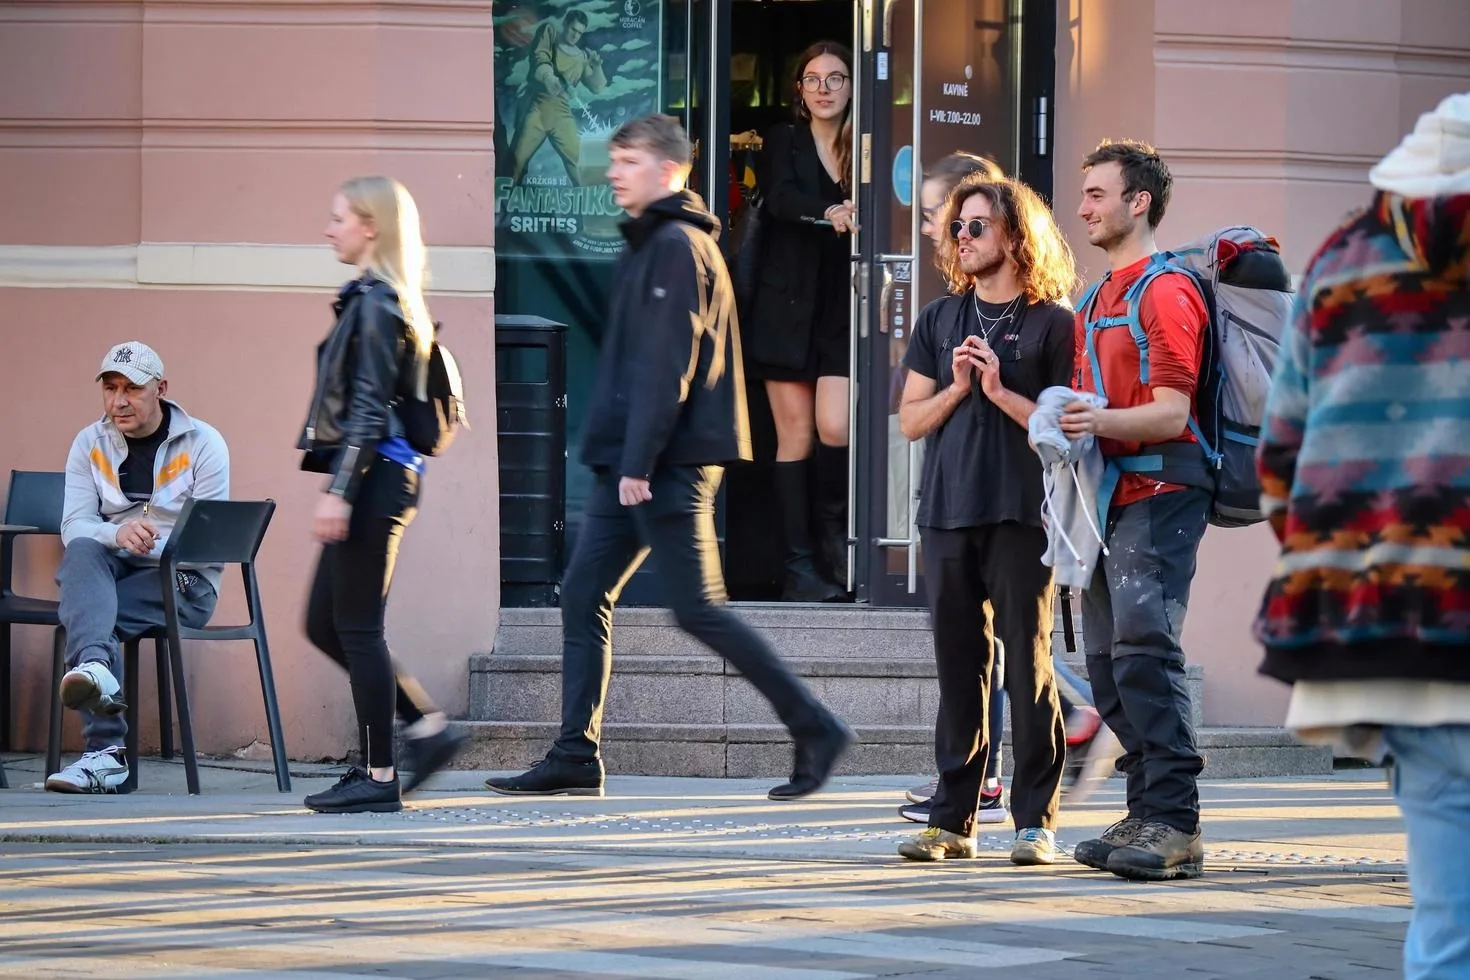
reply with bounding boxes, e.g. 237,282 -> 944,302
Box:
297,275 -> 412,504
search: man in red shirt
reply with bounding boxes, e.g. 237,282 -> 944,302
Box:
1059,140 -> 1211,881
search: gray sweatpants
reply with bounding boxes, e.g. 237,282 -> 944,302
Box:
56,538 -> 217,752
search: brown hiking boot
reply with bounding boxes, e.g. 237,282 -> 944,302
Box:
1073,816 -> 1144,871
1106,821 -> 1205,881
898,826 -> 979,862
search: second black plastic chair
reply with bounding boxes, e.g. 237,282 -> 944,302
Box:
47,498 -> 290,795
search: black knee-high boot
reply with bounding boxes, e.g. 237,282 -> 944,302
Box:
774,459 -> 844,603
813,442 -> 850,589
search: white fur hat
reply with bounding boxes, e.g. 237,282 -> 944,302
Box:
1370,91 -> 1470,198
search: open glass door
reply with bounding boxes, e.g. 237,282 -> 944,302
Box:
850,0 -> 1051,606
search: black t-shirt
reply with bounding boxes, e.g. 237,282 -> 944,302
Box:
901,293 -> 1075,530
118,403 -> 172,504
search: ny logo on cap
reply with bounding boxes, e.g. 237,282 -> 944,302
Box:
114,346 -> 134,365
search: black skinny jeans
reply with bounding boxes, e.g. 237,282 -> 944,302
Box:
921,521 -> 1065,838
552,465 -> 837,762
305,457 -> 439,769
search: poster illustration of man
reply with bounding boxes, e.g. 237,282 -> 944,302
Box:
494,0 -> 664,257
509,10 -> 607,185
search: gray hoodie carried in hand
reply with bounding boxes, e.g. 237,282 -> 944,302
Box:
1028,386 -> 1108,588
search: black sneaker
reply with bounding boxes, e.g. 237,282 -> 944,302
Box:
484,756 -> 605,797
768,719 -> 854,801
899,786 -> 1007,824
304,767 -> 402,814
400,726 -> 468,796
1106,821 -> 1205,881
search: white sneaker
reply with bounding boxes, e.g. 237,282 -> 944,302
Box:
60,661 -> 126,715
45,747 -> 129,793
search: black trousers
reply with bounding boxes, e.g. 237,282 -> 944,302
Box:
305,458 -> 440,769
1082,487 -> 1209,833
552,465 -> 835,762
922,522 -> 1065,837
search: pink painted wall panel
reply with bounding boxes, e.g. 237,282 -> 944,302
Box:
0,149 -> 141,244
1152,0 -> 1290,39
1153,65 -> 1289,152
1286,0 -> 1402,43
1399,0 -> 1470,49
141,25 -> 377,122
139,149 -> 495,246
0,287 -> 498,759
0,15 -> 142,119
370,26 -> 497,126
1283,71 -> 1405,159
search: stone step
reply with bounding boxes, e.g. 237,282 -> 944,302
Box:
455,721 -> 1332,781
468,653 -> 1204,729
492,601 -> 1084,663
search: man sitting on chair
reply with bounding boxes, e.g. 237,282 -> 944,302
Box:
46,341 -> 230,793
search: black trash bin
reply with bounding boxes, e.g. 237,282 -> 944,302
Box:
496,315 -> 567,607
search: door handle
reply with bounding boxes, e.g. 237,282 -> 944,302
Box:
878,263 -> 895,334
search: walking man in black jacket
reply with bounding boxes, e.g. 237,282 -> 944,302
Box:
487,114 -> 852,801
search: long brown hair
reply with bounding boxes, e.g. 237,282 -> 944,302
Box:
935,175 -> 1080,304
792,40 -> 853,193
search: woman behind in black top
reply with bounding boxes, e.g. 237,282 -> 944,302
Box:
746,41 -> 856,602
296,176 -> 465,814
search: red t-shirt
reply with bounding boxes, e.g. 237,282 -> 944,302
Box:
1074,256 -> 1208,508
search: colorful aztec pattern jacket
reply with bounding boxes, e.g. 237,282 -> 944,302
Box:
1255,190 -> 1470,684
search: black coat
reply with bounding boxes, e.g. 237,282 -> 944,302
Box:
580,191 -> 753,480
297,276 -> 417,503
745,122 -> 847,371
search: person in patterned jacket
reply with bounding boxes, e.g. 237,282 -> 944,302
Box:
1255,91 -> 1470,980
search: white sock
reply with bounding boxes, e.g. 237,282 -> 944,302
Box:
404,712 -> 447,739
984,778 -> 1000,794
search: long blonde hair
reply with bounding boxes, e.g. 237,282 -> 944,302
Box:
340,176 -> 433,398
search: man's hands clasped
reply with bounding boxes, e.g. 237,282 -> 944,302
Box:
950,335 -> 1005,401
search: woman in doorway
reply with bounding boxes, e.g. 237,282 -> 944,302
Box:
297,175 -> 465,814
747,41 -> 856,602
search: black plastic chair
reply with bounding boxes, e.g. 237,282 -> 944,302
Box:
47,498 -> 290,795
1,470 -> 67,754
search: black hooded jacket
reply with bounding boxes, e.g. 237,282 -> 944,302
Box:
580,191 -> 753,479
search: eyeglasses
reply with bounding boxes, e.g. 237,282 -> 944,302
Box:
949,218 -> 992,240
800,72 -> 849,93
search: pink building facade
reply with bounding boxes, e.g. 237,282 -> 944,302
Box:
2,0 -> 1467,760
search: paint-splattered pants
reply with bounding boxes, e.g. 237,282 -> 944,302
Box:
1081,487 -> 1209,833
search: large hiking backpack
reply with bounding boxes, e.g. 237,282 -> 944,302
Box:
1079,226 -> 1292,527
397,323 -> 469,456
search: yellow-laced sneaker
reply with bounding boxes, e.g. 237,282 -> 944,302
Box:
897,826 -> 979,862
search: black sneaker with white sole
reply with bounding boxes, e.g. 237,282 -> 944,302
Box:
898,786 -> 1008,825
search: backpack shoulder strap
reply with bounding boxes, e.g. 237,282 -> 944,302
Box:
1078,273 -> 1110,396
1118,254 -> 1206,385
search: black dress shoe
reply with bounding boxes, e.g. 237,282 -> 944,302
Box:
768,720 -> 854,801
304,767 -> 402,813
401,726 -> 469,796
484,756 -> 605,797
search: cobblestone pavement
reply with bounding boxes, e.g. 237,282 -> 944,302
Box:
0,763 -> 1409,978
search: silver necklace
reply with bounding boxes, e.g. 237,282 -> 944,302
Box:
972,291 -> 1022,345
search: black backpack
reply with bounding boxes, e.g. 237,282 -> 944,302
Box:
397,323 -> 468,456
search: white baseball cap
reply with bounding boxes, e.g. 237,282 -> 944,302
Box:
97,341 -> 166,386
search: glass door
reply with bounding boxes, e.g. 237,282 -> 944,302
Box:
850,0 -> 1050,606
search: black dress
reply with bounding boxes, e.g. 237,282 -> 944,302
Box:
746,122 -> 852,382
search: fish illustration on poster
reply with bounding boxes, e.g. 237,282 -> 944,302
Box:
493,0 -> 664,259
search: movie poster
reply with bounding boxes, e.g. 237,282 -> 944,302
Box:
494,0 -> 665,259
